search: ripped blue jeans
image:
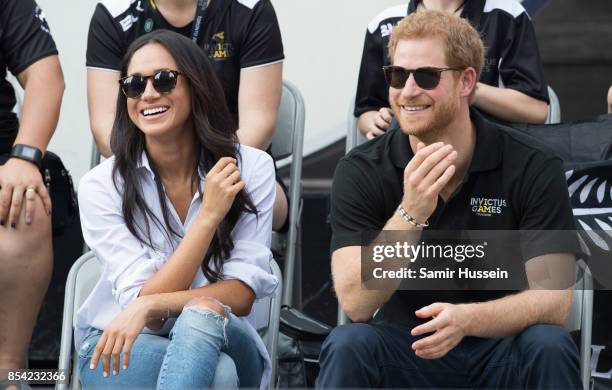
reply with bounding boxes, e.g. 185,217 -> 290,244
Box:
78,305 -> 264,389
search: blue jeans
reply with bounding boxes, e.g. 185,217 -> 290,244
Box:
78,307 -> 264,389
318,322 -> 581,389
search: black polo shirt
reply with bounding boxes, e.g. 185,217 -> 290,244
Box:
87,0 -> 284,122
0,0 -> 57,153
330,110 -> 579,326
354,0 -> 549,117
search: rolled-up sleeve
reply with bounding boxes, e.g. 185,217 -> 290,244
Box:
78,167 -> 162,309
222,150 -> 278,299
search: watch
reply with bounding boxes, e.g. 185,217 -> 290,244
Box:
10,144 -> 43,169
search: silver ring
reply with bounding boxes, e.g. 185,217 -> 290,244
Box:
26,188 -> 36,193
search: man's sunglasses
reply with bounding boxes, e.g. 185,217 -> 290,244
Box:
119,70 -> 183,98
382,66 -> 465,90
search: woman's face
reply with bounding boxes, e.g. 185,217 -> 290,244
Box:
125,43 -> 192,140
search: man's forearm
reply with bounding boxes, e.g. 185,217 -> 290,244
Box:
334,211 -> 423,322
472,82 -> 548,124
14,56 -> 64,151
461,289 -> 572,338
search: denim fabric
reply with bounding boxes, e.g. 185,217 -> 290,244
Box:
78,306 -> 263,389
318,323 -> 581,389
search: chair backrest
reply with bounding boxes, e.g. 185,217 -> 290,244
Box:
546,85 -> 561,124
268,80 -> 306,308
58,251 -> 283,390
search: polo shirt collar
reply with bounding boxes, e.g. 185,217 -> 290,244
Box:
389,108 -> 503,174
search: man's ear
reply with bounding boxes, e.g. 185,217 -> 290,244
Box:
459,67 -> 478,98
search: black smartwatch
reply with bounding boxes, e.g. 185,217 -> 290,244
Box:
10,144 -> 43,169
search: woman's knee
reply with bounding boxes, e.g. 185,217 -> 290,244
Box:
184,296 -> 226,317
210,353 -> 238,389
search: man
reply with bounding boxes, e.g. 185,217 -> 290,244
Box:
0,1 -> 64,389
319,10 -> 581,389
356,0 -> 549,139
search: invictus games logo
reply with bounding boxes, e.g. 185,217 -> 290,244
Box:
483,57 -> 498,74
205,32 -> 233,60
470,197 -> 507,217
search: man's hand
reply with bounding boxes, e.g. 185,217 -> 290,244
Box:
411,302 -> 468,359
401,142 -> 456,224
0,158 -> 51,227
358,108 -> 394,139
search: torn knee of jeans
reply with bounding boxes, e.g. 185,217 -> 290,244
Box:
184,296 -> 227,318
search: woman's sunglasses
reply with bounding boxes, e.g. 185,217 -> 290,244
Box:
382,65 -> 465,90
119,70 -> 183,98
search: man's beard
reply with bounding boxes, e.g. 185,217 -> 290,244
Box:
393,94 -> 458,142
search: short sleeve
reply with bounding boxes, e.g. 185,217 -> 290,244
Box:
498,12 -> 549,103
354,28 -> 390,117
78,166 -> 162,309
519,156 -> 580,260
222,150 -> 278,299
86,3 -> 126,70
0,0 -> 58,76
330,159 -> 387,252
238,0 -> 284,69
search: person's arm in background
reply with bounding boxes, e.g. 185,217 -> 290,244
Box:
607,85 -> 612,113
85,3 -> 126,158
87,69 -> 119,157
355,11 -> 401,138
472,6 -> 548,124
235,63 -> 282,150
0,0 -> 64,225
472,82 -> 548,124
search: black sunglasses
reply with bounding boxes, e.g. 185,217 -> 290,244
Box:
382,66 -> 465,90
119,69 -> 183,98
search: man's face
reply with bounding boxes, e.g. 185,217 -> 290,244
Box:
389,36 -> 461,139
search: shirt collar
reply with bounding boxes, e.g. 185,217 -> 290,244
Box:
389,108 -> 503,173
408,0 -> 485,24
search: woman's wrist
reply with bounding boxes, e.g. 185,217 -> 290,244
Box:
197,207 -> 223,228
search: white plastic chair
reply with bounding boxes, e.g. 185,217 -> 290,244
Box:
57,251 -> 283,390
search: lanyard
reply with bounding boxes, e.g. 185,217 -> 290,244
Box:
146,0 -> 210,44
191,0 -> 209,44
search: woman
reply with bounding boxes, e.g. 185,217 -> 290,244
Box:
86,0 -> 288,232
77,30 -> 277,389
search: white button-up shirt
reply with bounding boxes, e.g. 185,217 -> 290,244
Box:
76,144 -> 278,389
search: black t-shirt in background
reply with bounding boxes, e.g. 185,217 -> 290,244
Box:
0,0 -> 58,152
354,0 -> 549,118
86,0 -> 284,123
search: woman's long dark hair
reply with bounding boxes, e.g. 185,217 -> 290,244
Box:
111,30 -> 257,282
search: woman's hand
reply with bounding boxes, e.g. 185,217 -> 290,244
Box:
90,296 -> 157,377
200,157 -> 245,224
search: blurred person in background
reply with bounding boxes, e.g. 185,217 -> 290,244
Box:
0,1 -> 64,389
356,0 -> 549,139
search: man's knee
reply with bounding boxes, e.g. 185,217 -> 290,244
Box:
0,197 -> 51,260
184,296 -> 226,317
516,324 -> 577,357
321,323 -> 379,361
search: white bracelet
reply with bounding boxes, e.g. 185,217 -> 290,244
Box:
397,205 -> 429,228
